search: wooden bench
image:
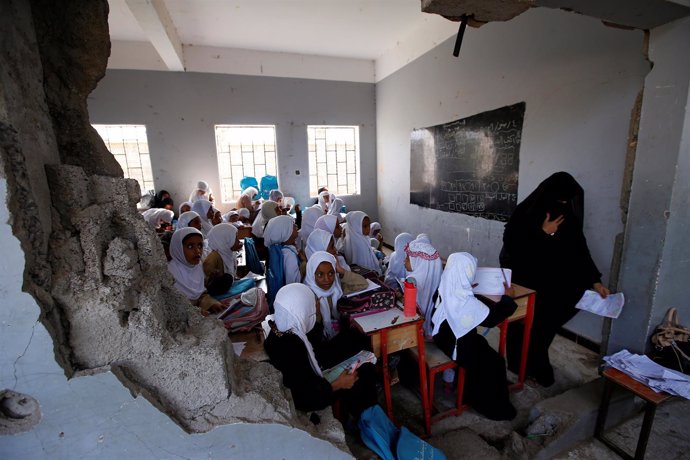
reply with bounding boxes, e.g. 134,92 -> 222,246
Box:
594,367 -> 673,460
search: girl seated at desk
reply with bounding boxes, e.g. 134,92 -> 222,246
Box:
305,230 -> 368,294
204,223 -> 242,283
264,284 -> 377,418
404,239 -> 443,338
342,211 -> 381,274
383,232 -> 414,290
431,252 -> 518,421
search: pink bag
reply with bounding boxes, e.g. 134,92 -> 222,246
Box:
218,287 -> 269,332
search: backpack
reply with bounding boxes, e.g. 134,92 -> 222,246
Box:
358,405 -> 445,460
259,175 -> 279,200
240,176 -> 259,194
266,244 -> 285,312
243,237 -> 265,275
218,287 -> 269,333
212,277 -> 257,301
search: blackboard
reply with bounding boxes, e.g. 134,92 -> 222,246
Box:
409,102 -> 525,222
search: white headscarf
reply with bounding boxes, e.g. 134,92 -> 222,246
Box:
369,222 -> 381,237
416,233 -> 432,245
328,197 -> 344,217
316,191 -> 330,212
178,201 -> 192,216
406,239 -> 443,337
342,211 -> 380,274
177,211 -> 200,229
167,227 -> 206,300
242,186 -> 259,200
274,284 -> 322,377
207,223 -> 239,276
223,210 -> 239,223
305,229 -> 334,259
237,208 -> 250,220
142,208 -> 173,230
252,200 -> 280,238
384,232 -> 414,287
314,214 -> 338,234
191,199 -> 214,237
189,180 -> 212,203
263,215 -> 295,246
298,207 -> 324,250
304,251 -> 343,340
431,252 -> 489,359
269,189 -> 284,202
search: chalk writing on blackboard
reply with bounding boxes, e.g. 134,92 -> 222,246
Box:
409,103 -> 525,222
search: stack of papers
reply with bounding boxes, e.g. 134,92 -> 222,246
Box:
603,349 -> 690,399
472,268 -> 511,296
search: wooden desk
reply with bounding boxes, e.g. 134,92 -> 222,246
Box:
477,283 -> 536,390
353,308 -> 430,434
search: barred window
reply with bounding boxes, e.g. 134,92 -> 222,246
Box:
214,125 -> 278,203
93,124 -> 154,191
308,126 -> 360,197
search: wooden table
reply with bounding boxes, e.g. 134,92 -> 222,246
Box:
477,283 -> 536,390
352,308 -> 430,434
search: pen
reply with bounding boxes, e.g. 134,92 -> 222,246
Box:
391,315 -> 399,325
500,268 -> 509,286
349,360 -> 360,374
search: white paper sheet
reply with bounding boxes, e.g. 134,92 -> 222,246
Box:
472,267 -> 511,296
575,290 -> 625,318
603,349 -> 690,399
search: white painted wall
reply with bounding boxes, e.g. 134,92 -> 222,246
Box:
88,70 -> 378,220
375,8 -> 649,342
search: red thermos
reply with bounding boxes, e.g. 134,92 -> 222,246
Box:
403,279 -> 417,317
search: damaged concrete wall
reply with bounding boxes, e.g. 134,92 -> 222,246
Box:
0,0 -> 345,449
375,7 -> 649,343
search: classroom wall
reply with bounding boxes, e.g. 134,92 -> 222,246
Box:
375,8 -> 649,343
88,70 -> 377,219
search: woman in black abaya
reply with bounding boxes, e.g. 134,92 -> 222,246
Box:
500,172 -> 609,386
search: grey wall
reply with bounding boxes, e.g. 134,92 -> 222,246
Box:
88,70 -> 377,219
376,8 -> 649,342
610,16 -> 690,354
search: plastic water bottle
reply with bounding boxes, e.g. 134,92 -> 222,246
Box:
403,277 -> 417,317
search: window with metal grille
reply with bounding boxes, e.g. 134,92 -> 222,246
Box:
93,124 -> 155,192
307,126 -> 360,197
214,125 -> 278,203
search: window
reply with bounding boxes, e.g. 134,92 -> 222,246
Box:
92,124 -> 155,192
307,126 -> 360,197
214,125 -> 278,203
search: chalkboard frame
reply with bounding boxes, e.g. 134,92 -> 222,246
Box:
409,102 -> 526,222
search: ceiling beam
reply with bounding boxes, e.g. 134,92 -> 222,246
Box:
124,0 -> 185,71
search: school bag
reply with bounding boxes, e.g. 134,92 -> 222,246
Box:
259,175 -> 279,200
243,237 -> 265,275
217,287 -> 269,333
337,272 -> 397,317
239,176 -> 259,194
212,277 -> 257,301
266,243 -> 285,312
358,405 -> 445,460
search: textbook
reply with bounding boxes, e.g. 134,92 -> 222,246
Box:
322,350 -> 377,383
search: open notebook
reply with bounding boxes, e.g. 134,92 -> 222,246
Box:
322,350 -> 377,383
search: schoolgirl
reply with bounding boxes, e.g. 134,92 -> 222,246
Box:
189,180 -> 213,203
204,223 -> 242,280
142,208 -> 174,232
177,211 -> 202,231
341,211 -> 381,274
296,206 -> 324,251
167,227 -> 224,315
305,230 -> 368,295
404,239 -> 443,337
264,215 -> 302,285
383,232 -> 414,289
431,252 -> 517,421
191,199 -> 215,237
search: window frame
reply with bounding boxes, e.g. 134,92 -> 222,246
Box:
307,125 -> 361,198
92,124 -> 155,192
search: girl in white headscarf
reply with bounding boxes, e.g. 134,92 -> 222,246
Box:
177,211 -> 201,231
341,211 -> 381,274
191,199 -> 215,237
384,232 -> 414,289
431,252 -> 517,421
404,239 -> 443,337
263,284 -> 377,415
251,200 -> 281,238
204,223 -> 242,279
223,210 -> 241,225
142,208 -> 174,231
296,206 -> 324,252
315,190 -> 331,212
303,252 -> 343,340
264,215 -> 301,286
178,201 -> 192,216
168,227 -> 223,315
305,230 -> 369,295
314,214 -> 344,256
237,207 -> 251,224
189,180 -> 213,203
328,197 -> 344,218
416,233 -> 432,245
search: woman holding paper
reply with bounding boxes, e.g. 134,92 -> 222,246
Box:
500,172 -> 609,387
264,283 -> 377,417
432,252 -> 518,421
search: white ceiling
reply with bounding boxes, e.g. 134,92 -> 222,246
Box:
106,0 -> 459,82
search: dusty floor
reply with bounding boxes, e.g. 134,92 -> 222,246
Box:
343,331 -> 690,459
